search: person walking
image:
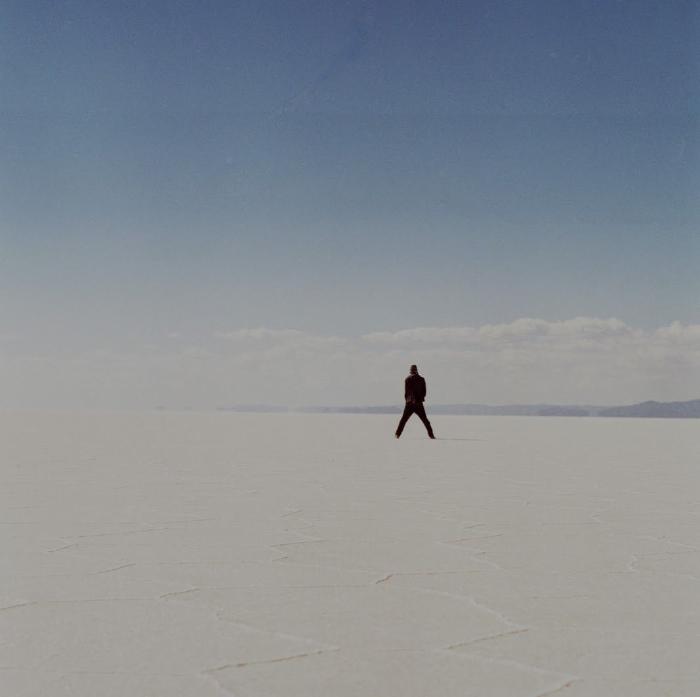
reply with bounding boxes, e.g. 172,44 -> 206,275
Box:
395,365 -> 435,439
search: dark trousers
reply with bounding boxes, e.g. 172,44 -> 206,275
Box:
395,402 -> 434,438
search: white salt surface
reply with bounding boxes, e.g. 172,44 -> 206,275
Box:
2,411 -> 699,696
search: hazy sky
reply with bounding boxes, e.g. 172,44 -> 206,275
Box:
2,1 -> 699,408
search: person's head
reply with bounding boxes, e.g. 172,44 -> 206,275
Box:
409,364 -> 418,375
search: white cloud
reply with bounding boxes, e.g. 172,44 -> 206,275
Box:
363,317 -> 637,345
216,328 -> 307,341
2,319 -> 699,409
363,326 -> 478,344
654,321 -> 700,345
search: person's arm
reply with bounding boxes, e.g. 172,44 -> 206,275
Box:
421,377 -> 427,401
404,377 -> 410,401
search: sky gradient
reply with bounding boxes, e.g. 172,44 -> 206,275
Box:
2,1 -> 699,407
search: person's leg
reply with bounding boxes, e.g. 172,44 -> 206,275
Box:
395,404 -> 414,437
414,403 -> 435,438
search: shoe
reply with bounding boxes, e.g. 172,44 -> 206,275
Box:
395,433 -> 400,439
429,434 -> 436,439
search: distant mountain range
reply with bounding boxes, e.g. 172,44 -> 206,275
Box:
595,399 -> 700,418
217,399 -> 700,418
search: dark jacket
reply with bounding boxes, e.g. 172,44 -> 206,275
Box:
405,374 -> 426,403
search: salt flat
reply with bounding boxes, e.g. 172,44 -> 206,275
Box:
2,411 -> 699,696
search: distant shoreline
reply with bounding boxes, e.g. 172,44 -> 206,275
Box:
214,398 -> 700,419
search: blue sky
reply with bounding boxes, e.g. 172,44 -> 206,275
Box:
1,1 -> 699,406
